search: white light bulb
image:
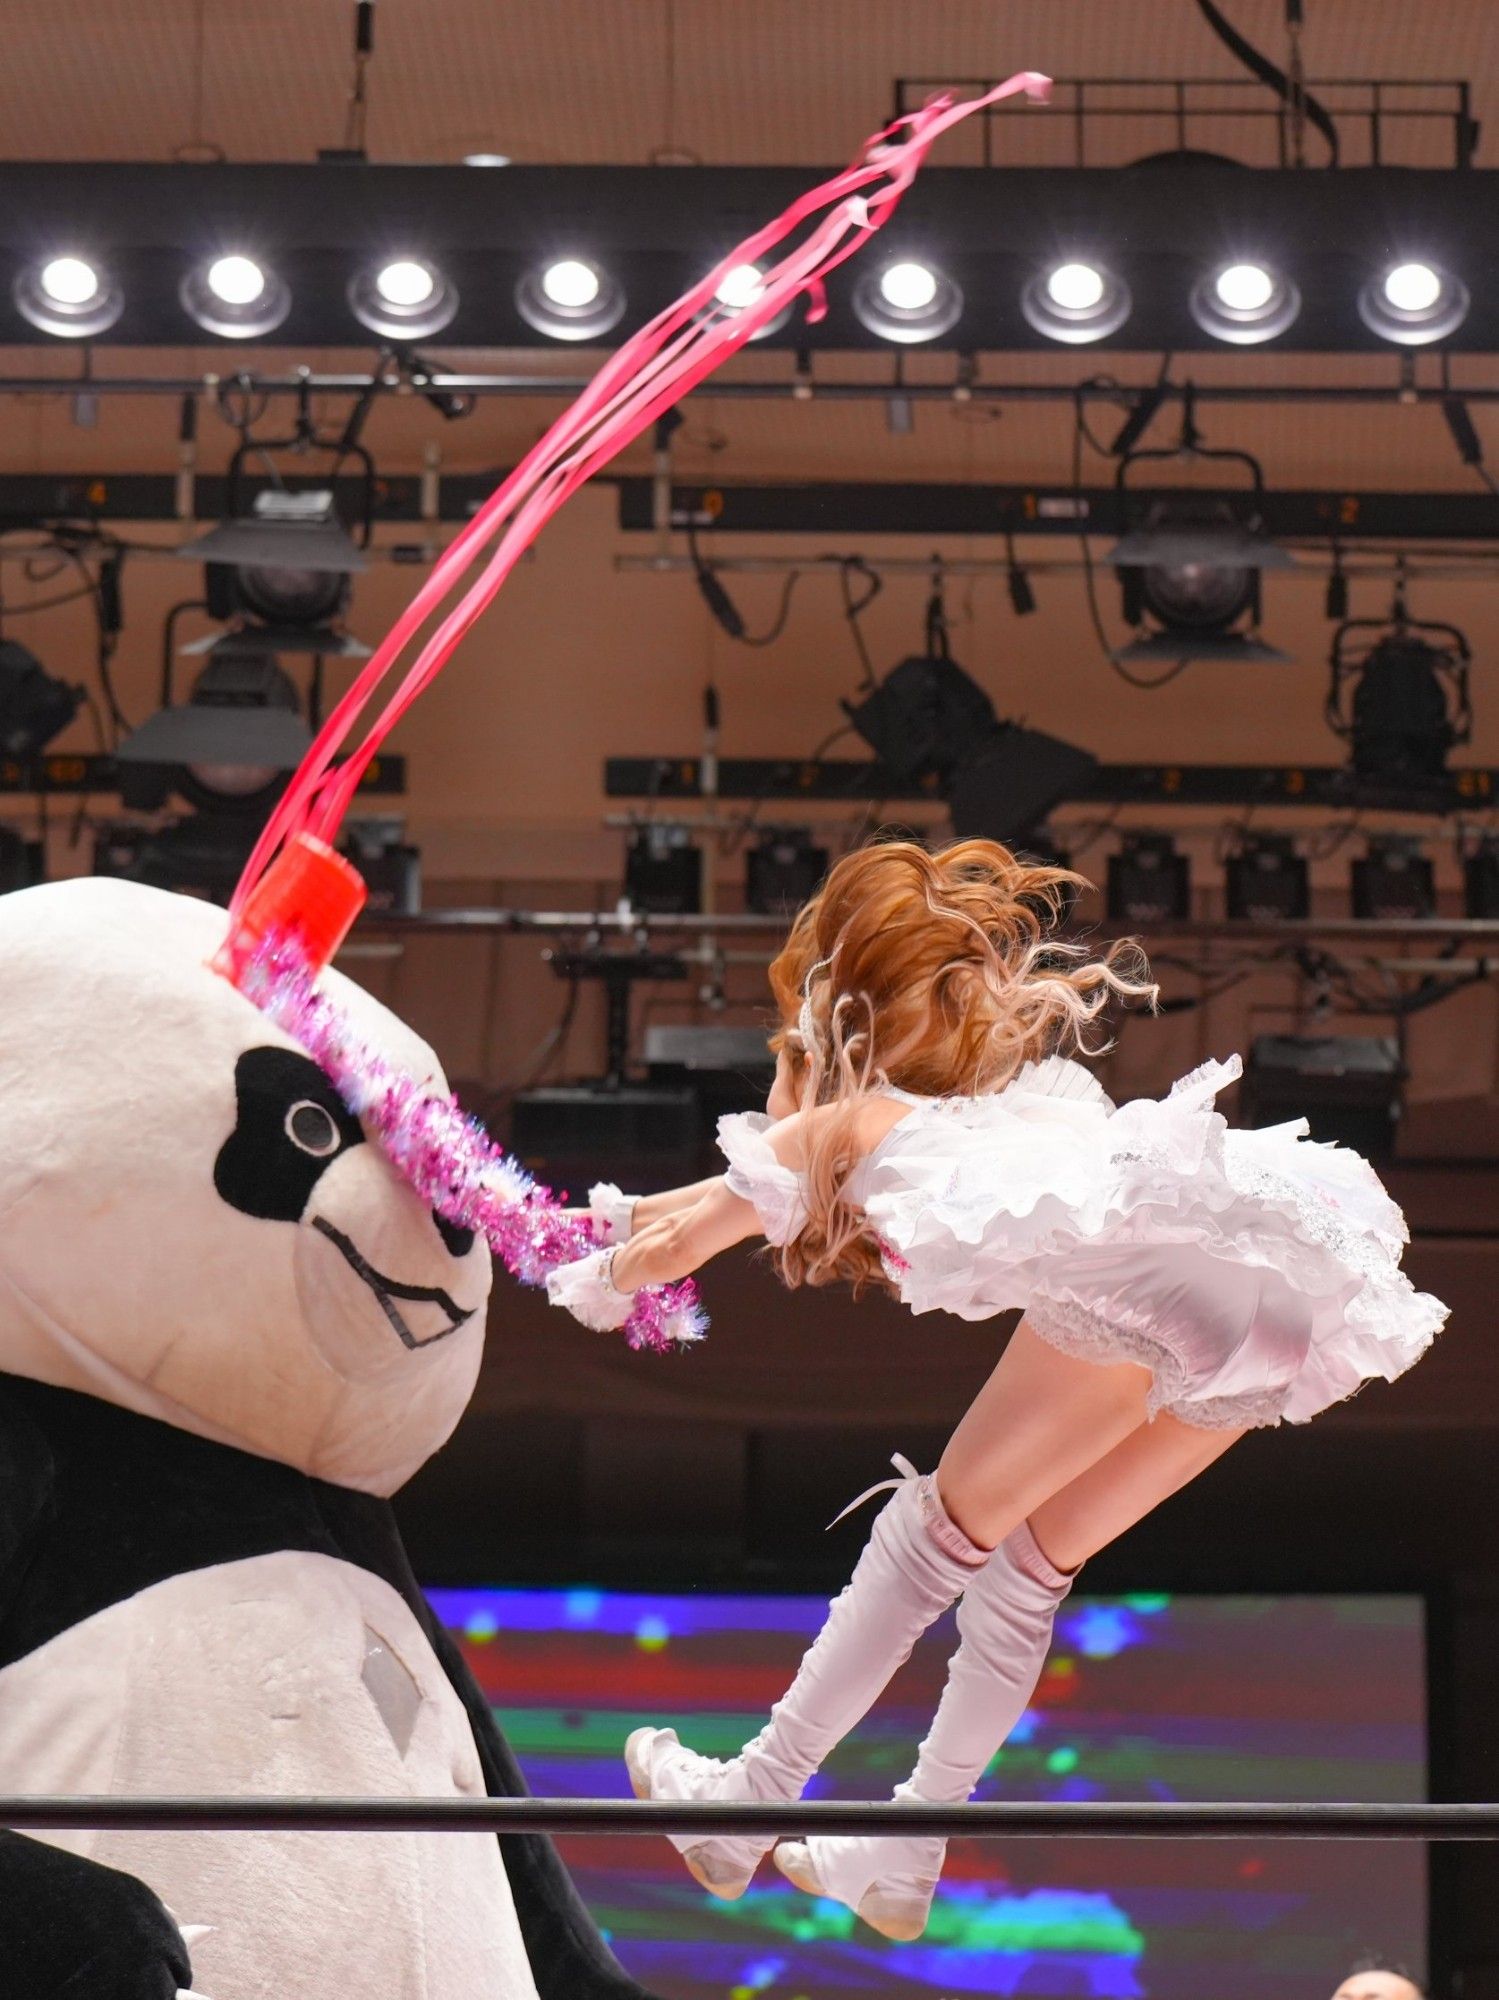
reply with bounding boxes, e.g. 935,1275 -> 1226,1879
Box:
39,256 -> 100,306
879,262 -> 939,312
207,255 -> 267,306
463,152 -> 511,167
376,260 -> 436,308
1384,262 -> 1442,313
542,259 -> 602,308
1046,262 -> 1106,312
1215,263 -> 1275,313
715,263 -> 764,310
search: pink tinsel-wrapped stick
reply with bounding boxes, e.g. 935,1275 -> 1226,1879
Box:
240,930 -> 705,1353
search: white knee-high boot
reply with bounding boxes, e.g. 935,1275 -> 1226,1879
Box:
626,1458 -> 988,1899
775,1520 -> 1074,1937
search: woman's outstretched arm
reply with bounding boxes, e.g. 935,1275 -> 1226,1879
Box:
610,1177 -> 761,1291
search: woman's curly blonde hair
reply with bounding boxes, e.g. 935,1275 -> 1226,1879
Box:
765,837 -> 1157,1296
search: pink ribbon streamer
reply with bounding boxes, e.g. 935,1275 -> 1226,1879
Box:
230,71 -> 1050,915
224,74 -> 1051,1351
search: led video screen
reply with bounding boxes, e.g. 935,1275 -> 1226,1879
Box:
429,1587 -> 1426,1999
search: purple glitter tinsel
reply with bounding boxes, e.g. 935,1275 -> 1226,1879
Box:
239,931 -> 706,1354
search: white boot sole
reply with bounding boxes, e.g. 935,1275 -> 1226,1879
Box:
625,1726 -> 761,1901
773,1838 -> 934,1942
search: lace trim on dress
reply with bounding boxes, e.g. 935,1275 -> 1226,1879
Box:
1165,1387 -> 1288,1432
1025,1294 -> 1189,1422
1026,1294 -> 1290,1431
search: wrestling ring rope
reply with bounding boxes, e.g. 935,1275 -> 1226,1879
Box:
2,1798 -> 1493,1840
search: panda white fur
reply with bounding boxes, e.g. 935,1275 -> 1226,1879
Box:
0,877 -> 652,2000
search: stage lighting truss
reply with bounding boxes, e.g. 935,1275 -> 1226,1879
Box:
1021,258 -> 1131,344
514,256 -> 626,341
1357,259 -> 1470,346
1326,606 -> 1473,792
852,259 -> 963,343
347,256 -> 458,339
12,253 -> 124,338
180,253 -> 291,339
1189,260 -> 1301,346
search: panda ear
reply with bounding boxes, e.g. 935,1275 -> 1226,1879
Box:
213,1047 -> 365,1225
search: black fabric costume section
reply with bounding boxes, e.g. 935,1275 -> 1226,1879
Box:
0,1376 -> 657,2000
213,1044 -> 366,1223
0,1832 -> 192,1999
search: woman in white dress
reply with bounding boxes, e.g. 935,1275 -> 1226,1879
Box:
547,838 -> 1446,1942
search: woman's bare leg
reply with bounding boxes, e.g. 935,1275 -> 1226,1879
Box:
936,1318 -> 1155,1550
1029,1410 -> 1246,1573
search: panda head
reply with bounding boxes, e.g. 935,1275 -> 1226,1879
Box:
0,876 -> 492,1495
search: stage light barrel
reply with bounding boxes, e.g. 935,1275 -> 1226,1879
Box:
852,259 -> 963,343
348,256 -> 458,338
181,253 -> 290,338
1021,259 -> 1131,344
515,257 -> 626,340
12,252 -> 123,337
1358,259 -> 1469,346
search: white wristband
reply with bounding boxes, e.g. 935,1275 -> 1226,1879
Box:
546,1247 -> 636,1332
587,1181 -> 640,1245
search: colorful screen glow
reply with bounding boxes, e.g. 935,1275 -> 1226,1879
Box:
428,1588 -> 1427,1998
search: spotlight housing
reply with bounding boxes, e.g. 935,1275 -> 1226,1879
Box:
515,257 -> 625,341
711,260 -> 792,340
1225,833 -> 1310,921
1327,610 -> 1472,801
1358,260 -> 1469,347
842,601 -> 1095,842
177,489 -> 370,653
1106,832 -> 1191,924
348,256 -> 458,339
180,253 -> 290,338
0,638 -> 84,755
1108,419 -> 1291,664
1189,260 -> 1301,345
1351,835 -> 1437,921
852,260 -> 963,344
1021,259 -> 1131,344
1463,832 -> 1499,919
12,253 -> 124,338
116,643 -> 312,814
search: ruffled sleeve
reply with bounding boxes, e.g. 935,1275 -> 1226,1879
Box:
717,1112 -> 808,1246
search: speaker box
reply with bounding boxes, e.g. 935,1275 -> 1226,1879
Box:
1242,1034 -> 1402,1156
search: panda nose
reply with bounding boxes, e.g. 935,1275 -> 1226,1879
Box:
432,1210 -> 476,1259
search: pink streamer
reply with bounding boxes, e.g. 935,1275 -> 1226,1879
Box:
230,71 -> 1050,915
223,74 -> 1051,1350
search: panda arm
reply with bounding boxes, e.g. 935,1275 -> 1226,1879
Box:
0,1832 -> 197,2000
0,1381 -> 54,1626
418,1609 -> 660,2000
0,1399 -> 203,1997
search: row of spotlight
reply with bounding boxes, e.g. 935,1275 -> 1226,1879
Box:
10,246 -> 1471,348
864,254 -> 1468,348
15,251 -> 468,341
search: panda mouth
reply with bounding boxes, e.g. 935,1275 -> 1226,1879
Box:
311,1217 -> 476,1350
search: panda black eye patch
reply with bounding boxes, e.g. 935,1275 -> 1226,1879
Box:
214,1047 -> 366,1224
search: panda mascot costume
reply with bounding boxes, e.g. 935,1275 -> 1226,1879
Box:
0,874 -> 655,2000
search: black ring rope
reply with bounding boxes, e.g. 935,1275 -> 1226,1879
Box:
1,1798 -> 1494,1841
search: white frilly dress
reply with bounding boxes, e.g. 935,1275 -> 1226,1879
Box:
717,1053 -> 1446,1431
